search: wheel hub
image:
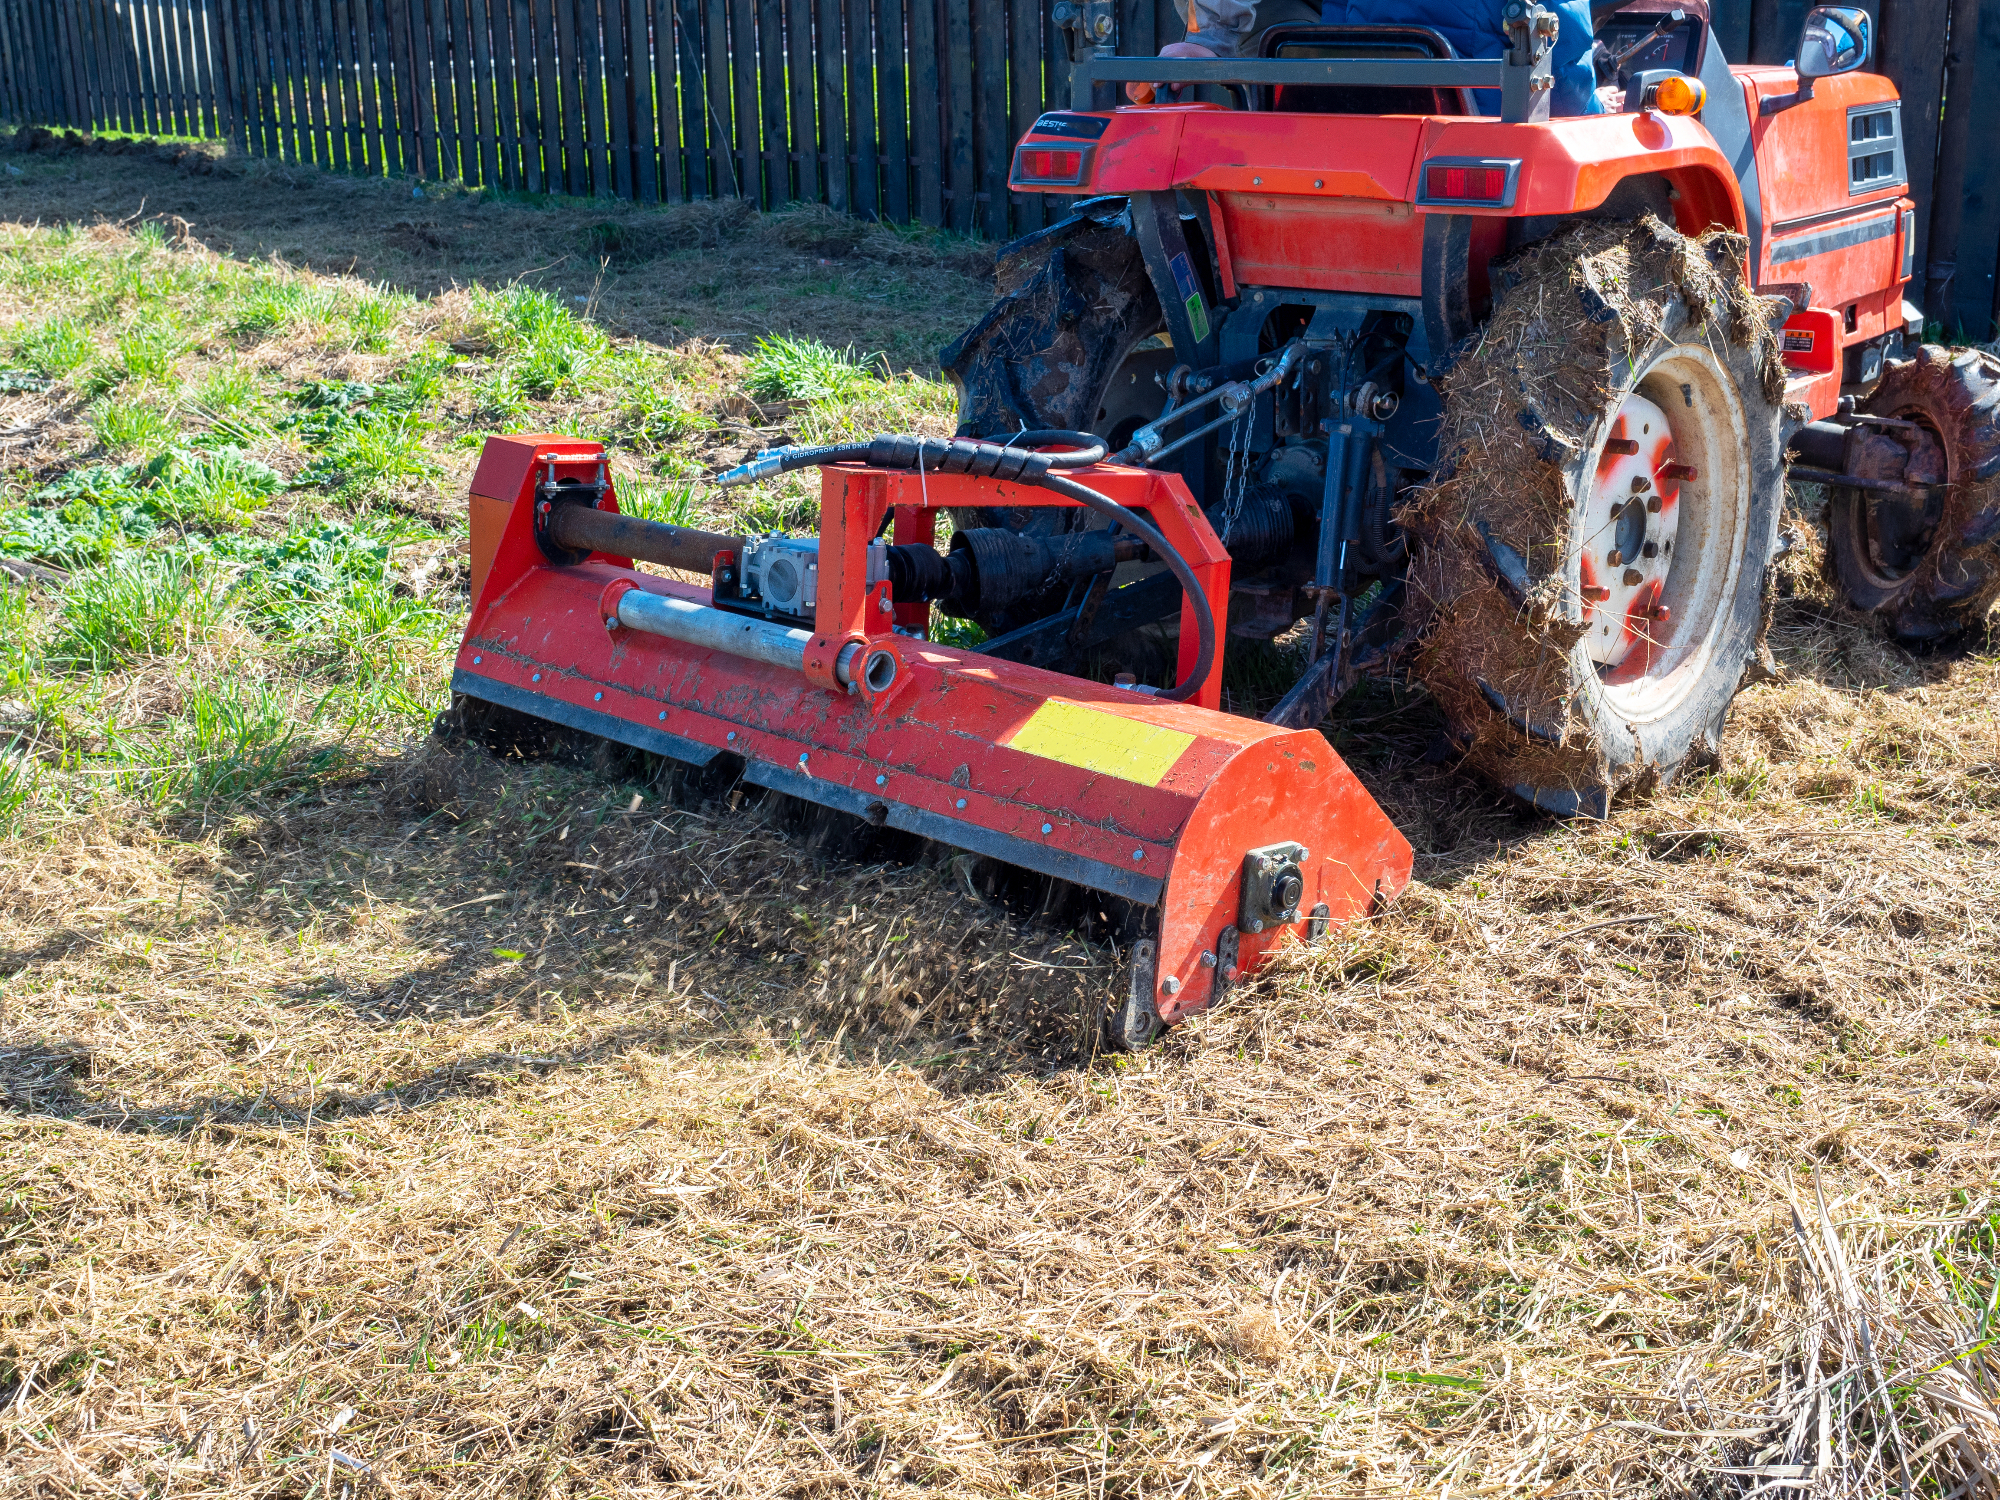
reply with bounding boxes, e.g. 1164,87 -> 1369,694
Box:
1582,391 -> 1686,672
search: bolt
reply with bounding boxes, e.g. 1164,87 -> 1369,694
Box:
1280,908 -> 1298,922
1313,178 -> 1323,188
726,730 -> 737,741
798,753 -> 809,766
1042,823 -> 1053,834
472,655 -> 482,665
594,691 -> 603,701
879,595 -> 893,614
532,672 -> 542,682
1132,848 -> 1145,862
658,711 -> 667,720
606,617 -> 620,629
1223,965 -> 1239,982
956,798 -> 967,810
1246,918 -> 1264,933
1200,950 -> 1217,968
1252,176 -> 1262,186
1161,976 -> 1181,996
1662,462 -> 1698,481
876,774 -> 887,786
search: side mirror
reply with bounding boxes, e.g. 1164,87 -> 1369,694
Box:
1761,4 -> 1869,114
1797,5 -> 1869,79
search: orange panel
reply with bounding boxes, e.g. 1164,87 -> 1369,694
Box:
1215,195 -> 1424,295
1742,67 -> 1903,228
469,492 -> 513,606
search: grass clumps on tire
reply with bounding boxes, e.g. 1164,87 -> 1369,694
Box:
1404,217 -> 1790,818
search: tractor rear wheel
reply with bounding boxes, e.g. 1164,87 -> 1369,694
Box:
1827,345 -> 2000,640
1404,219 -> 1789,817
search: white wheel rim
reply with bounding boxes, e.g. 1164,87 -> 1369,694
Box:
1574,344 -> 1752,723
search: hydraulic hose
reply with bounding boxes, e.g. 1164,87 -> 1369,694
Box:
716,433 -> 1215,703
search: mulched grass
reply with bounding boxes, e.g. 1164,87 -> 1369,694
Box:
0,130 -> 1997,1498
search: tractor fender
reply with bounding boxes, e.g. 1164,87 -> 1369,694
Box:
1410,112 -> 1747,238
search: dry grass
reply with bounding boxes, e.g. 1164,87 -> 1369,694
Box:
0,133 -> 1998,1499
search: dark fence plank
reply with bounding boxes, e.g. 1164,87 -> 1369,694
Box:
971,0 -> 1004,237
453,0 -> 481,182
656,0 -> 688,197
553,0 -> 584,192
472,0 -> 502,187
603,0 -> 632,196
1879,0 -> 1949,287
845,0 -> 875,217
726,0 -> 755,199
320,0 -> 349,172
188,0 -> 215,136
135,0 -> 164,133
354,0 -> 384,171
783,0 -> 815,203
492,0 -> 519,186
628,0 -> 654,197
390,0 -> 422,174
943,0 -> 971,231
908,0 -> 939,225
812,0 -> 843,208
877,0 -> 907,220
756,0 -> 784,202
582,0 -> 611,194
336,0 -> 360,166
703,0 -> 734,195
533,0 -> 562,190
199,0 -> 225,137
1948,0 -> 2000,334
1007,0 -> 1041,232
674,0 -> 706,197
293,0 -> 324,163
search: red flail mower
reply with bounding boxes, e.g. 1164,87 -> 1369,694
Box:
447,2 -> 1999,1046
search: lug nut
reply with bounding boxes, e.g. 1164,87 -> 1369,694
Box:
1642,541 -> 1659,558
1647,496 -> 1663,513
1661,462 -> 1698,481
1581,584 -> 1611,602
1623,568 -> 1643,586
1608,549 -> 1624,566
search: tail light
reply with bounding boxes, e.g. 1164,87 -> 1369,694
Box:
1415,157 -> 1520,209
1011,143 -> 1093,189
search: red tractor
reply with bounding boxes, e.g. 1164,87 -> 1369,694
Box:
944,0 -> 1998,815
447,1 -> 1998,1045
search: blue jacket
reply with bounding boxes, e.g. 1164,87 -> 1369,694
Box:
1319,0 -> 1604,116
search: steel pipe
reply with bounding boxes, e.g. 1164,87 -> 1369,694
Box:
613,588 -> 866,684
547,503 -> 741,575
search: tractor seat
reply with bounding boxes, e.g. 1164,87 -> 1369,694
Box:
1257,23 -> 1474,116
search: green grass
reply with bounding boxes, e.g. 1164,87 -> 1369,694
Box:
744,335 -> 884,403
48,551 -> 225,671
0,211 -> 962,834
10,315 -> 93,377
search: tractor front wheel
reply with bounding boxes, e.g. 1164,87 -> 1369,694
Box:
1404,219 -> 1790,817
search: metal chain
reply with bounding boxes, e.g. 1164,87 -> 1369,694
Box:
1218,400 -> 1252,545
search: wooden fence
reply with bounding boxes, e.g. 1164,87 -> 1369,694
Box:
1,0 -> 1998,335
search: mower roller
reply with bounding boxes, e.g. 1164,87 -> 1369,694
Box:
445,1 -> 2000,1043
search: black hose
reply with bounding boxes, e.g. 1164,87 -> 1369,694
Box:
724,433 -> 1215,703
1005,429 -> 1107,467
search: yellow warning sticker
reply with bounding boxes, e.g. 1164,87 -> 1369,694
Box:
1003,700 -> 1195,788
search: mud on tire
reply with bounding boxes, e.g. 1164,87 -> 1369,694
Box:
1403,218 -> 1789,817
1829,344 -> 2000,640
